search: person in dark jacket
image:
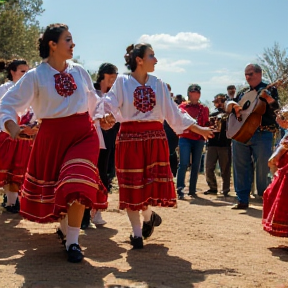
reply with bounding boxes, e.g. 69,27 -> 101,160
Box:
204,93 -> 231,196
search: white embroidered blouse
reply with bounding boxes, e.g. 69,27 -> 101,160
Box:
105,74 -> 196,134
0,81 -> 15,97
0,62 -> 102,132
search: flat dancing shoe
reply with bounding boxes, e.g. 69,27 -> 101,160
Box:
231,203 -> 249,210
204,189 -> 218,195
67,243 -> 83,263
5,205 -> 19,213
130,235 -> 143,249
142,211 -> 162,239
81,208 -> 91,230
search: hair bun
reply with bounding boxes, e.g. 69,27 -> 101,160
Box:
126,44 -> 134,54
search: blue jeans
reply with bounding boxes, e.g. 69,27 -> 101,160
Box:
232,131 -> 273,204
176,137 -> 205,194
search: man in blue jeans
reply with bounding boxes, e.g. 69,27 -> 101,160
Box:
176,84 -> 209,199
226,64 -> 279,209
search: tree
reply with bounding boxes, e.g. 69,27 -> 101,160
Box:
257,43 -> 288,105
0,0 -> 44,65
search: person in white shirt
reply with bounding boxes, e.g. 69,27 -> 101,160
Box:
105,43 -> 214,249
0,23 -> 112,263
0,59 -> 30,213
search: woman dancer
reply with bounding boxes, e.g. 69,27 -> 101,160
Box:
105,43 -> 214,249
0,59 -> 31,213
263,105 -> 288,237
0,23 -> 110,262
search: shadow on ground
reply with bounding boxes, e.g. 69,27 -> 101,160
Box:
113,244 -> 234,288
268,245 -> 288,262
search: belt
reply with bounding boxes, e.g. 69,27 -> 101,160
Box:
258,124 -> 278,133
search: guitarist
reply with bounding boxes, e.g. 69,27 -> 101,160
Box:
225,64 -> 279,209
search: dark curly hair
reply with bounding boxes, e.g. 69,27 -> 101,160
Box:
0,59 -> 28,81
38,23 -> 69,59
124,43 -> 152,72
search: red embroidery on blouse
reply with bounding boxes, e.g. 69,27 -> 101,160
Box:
19,110 -> 34,125
54,73 -> 77,97
133,86 -> 156,113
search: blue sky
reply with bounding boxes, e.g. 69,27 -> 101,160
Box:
39,0 -> 288,105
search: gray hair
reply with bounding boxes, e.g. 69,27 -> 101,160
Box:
245,63 -> 262,73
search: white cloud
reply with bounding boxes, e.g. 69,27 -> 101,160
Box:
156,58 -> 191,73
138,32 -> 210,50
201,70 -> 245,87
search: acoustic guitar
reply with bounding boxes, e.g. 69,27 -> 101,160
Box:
226,77 -> 287,143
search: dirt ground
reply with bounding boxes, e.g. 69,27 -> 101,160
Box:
0,174 -> 288,288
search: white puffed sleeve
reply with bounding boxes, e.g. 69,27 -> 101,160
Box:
159,80 -> 196,134
77,66 -> 104,120
0,71 -> 35,132
104,75 -> 124,120
76,66 -> 107,148
0,84 -> 10,97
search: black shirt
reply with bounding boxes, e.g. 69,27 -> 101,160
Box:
207,108 -> 231,147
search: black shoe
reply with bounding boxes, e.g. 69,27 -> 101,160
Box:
81,208 -> 91,230
177,188 -> 185,200
56,228 -> 66,246
5,205 -> 19,213
231,203 -> 249,210
204,189 -> 218,195
188,192 -> 196,197
223,191 -> 230,197
67,243 -> 83,263
142,211 -> 162,239
130,235 -> 143,249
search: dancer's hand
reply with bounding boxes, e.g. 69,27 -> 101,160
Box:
4,120 -> 21,139
189,125 -> 214,141
99,113 -> 116,130
18,124 -> 38,139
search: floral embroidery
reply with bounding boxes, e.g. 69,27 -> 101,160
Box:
20,110 -> 34,125
54,73 -> 77,97
133,86 -> 156,113
117,129 -> 166,142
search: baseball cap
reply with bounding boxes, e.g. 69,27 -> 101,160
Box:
212,93 -> 226,102
187,84 -> 201,95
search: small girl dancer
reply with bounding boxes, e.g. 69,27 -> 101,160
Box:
263,104 -> 288,237
0,59 -> 33,213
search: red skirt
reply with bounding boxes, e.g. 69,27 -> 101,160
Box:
116,121 -> 176,210
262,151 -> 288,237
20,112 -> 107,223
0,131 -> 33,187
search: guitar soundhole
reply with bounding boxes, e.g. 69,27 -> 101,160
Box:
242,101 -> 251,110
